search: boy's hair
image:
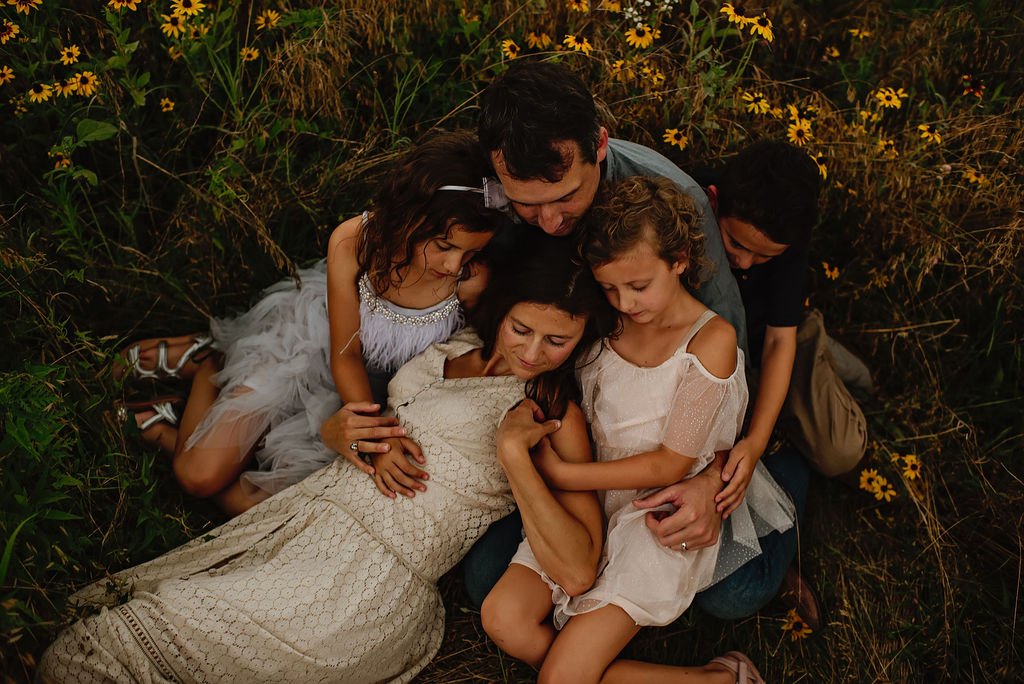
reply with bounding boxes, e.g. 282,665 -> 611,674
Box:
474,231 -> 619,418
716,140 -> 821,247
478,60 -> 601,182
580,177 -> 707,293
358,131 -> 512,293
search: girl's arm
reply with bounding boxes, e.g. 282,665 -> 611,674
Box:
326,216 -> 375,405
535,443 -> 695,493
497,400 -> 603,596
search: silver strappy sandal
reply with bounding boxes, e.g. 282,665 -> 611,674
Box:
121,334 -> 214,380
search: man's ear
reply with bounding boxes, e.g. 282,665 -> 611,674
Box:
595,127 -> 609,164
705,184 -> 719,215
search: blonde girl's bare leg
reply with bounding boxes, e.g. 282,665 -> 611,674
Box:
537,605 -> 640,684
481,564 -> 559,668
602,658 -> 738,684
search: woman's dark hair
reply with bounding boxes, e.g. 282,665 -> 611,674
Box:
358,131 -> 513,292
478,60 -> 601,182
473,231 -> 619,418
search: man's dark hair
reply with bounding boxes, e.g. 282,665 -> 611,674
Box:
716,140 -> 821,247
478,60 -> 601,182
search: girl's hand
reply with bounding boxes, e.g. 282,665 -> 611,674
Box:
370,437 -> 427,499
716,438 -> 762,518
496,399 -> 561,455
320,401 -> 410,475
531,437 -> 569,488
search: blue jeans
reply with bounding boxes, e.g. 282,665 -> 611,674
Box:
462,445 -> 809,613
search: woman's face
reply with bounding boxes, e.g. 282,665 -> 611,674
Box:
495,302 -> 587,379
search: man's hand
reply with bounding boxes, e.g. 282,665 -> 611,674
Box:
320,401 -> 412,475
370,438 -> 427,498
717,437 -> 762,518
632,465 -> 724,550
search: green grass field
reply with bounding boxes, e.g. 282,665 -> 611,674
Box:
1,1 -> 1021,681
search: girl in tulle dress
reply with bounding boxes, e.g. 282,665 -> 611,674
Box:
118,132 -> 512,515
483,177 -> 793,684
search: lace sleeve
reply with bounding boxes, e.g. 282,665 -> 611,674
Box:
660,361 -> 748,473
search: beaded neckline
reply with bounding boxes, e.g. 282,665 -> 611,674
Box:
357,273 -> 460,327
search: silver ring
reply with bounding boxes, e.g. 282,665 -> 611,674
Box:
349,441 -> 359,452
680,541 -> 688,551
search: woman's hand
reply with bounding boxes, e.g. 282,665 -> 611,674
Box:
320,401 -> 412,475
496,399 -> 561,458
370,438 -> 427,499
716,437 -> 762,518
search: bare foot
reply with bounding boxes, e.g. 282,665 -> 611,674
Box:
134,409 -> 179,455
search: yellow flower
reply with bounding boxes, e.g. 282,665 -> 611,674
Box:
662,128 -> 688,150
161,13 -> 186,39
27,82 -> 52,103
642,65 -> 666,88
822,261 -> 839,280
848,28 -> 871,40
501,39 -> 520,60
59,45 -> 81,65
874,87 -> 907,110
107,0 -> 139,11
917,124 -> 941,144
787,103 -> 818,122
625,24 -> 660,49
902,454 -> 921,480
875,484 -> 897,502
48,148 -> 71,169
160,97 -> 174,112
741,90 -> 771,115
567,0 -> 589,11
749,14 -> 774,42
787,120 -> 812,146
781,608 -> 813,640
610,59 -> 634,83
562,34 -> 593,55
8,0 -> 42,16
963,168 -> 988,185
813,152 -> 827,179
877,138 -> 898,159
822,45 -> 839,61
53,77 -> 78,96
75,71 -> 98,96
720,3 -> 753,27
600,0 -> 621,11
961,74 -> 985,99
859,468 -> 881,492
255,9 -> 280,31
0,19 -> 19,45
9,95 -> 27,115
525,32 -> 552,50
168,45 -> 184,61
171,0 -> 205,18
0,65 -> 14,86
240,46 -> 260,62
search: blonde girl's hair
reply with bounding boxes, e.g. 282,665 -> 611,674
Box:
580,176 -> 708,292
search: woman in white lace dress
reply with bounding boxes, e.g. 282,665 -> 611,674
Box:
39,234 -> 617,684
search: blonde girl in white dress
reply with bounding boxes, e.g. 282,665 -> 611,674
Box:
117,132 -> 511,515
483,177 -> 794,684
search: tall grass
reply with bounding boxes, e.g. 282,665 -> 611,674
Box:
1,1 -> 1021,681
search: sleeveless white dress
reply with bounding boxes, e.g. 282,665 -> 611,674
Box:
512,310 -> 795,627
185,215 -> 464,495
39,330 -> 524,683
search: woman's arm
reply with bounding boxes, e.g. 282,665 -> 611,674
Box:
326,216 -> 374,405
497,401 -> 603,597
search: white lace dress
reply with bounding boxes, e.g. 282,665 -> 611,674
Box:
186,219 -> 464,495
40,330 -> 524,684
511,310 -> 795,627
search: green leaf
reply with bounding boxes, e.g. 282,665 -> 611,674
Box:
76,119 -> 119,144
72,168 -> 99,186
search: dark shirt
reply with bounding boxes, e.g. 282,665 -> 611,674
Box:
733,243 -> 808,368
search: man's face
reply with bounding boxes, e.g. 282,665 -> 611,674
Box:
718,215 -> 789,271
491,130 -> 608,237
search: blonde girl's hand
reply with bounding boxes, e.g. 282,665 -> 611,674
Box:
370,437 -> 427,499
496,399 -> 562,455
531,436 -> 569,488
716,438 -> 762,518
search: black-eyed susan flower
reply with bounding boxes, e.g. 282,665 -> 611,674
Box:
0,65 -> 14,86
610,59 -> 634,83
0,19 -> 19,44
813,152 -> 827,179
567,0 -> 589,12
255,9 -> 280,30
875,483 -> 897,501
107,0 -> 139,11
874,87 -> 907,109
525,31 -> 552,50
240,46 -> 260,62
189,21 -> 209,38
848,28 -> 871,40
625,24 -> 659,49
8,0 -> 42,16
787,120 -> 812,146
161,13 -> 186,38
822,45 -> 839,62
877,138 -> 898,159
459,8 -> 480,24
822,261 -> 839,280
48,148 -> 71,169
961,74 -> 985,99
720,3 -> 753,27
963,167 -> 988,185
9,95 -> 27,115
749,14 -> 774,42
600,0 -> 620,11
76,71 -> 98,96
172,0 -> 205,18
902,454 -> 921,480
562,34 -> 592,54
642,65 -> 666,88
27,82 -> 52,103
859,468 -> 881,492
59,45 -> 81,65
741,90 -> 771,115
501,39 -> 520,60
53,77 -> 77,97
781,608 -> 813,640
787,102 -> 818,122
168,45 -> 184,60
663,128 -> 688,150
918,124 -> 941,144
160,97 -> 174,112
